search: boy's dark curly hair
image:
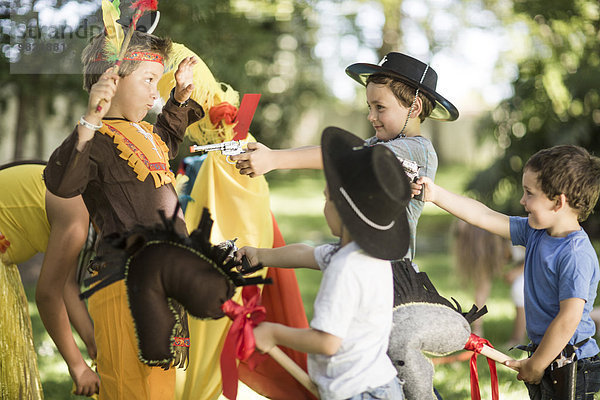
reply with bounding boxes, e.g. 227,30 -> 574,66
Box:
525,145 -> 600,221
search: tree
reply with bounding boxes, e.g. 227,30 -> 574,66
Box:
1,0 -> 94,160
0,0 -> 328,162
468,0 -> 600,237
154,0 -> 328,148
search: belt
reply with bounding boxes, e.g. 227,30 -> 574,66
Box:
513,338 -> 590,360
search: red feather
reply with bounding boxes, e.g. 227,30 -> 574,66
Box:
130,0 -> 158,12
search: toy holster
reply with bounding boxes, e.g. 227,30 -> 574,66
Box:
549,356 -> 576,400
516,339 -> 589,400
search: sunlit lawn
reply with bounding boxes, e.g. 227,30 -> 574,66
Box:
27,164 -> 598,399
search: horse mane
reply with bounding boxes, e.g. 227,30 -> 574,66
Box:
392,259 -> 487,324
81,206 -> 271,298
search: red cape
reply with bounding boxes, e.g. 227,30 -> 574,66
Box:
238,213 -> 317,400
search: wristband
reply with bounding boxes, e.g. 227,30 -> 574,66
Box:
170,88 -> 189,108
79,116 -> 103,130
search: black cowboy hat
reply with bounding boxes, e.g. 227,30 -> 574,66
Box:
321,127 -> 411,260
345,52 -> 459,122
117,10 -> 160,34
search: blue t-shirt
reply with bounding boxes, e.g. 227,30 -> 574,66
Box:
510,216 -> 600,359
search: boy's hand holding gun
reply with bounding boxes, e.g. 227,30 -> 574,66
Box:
397,157 -> 424,199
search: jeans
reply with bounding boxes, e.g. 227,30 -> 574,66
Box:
346,377 -> 404,400
525,355 -> 600,399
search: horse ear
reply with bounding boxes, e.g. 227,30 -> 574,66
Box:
124,233 -> 147,256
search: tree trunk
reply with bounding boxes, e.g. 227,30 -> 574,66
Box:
13,86 -> 29,161
35,93 -> 46,159
378,0 -> 403,59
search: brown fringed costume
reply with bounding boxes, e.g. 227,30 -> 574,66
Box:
44,97 -> 204,398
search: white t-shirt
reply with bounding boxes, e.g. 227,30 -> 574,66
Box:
309,242 -> 397,400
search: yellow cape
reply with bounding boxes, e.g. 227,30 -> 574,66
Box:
160,45 -> 312,400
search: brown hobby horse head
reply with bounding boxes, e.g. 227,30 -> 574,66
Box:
82,207 -> 269,369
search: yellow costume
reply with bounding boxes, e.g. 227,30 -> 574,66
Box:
0,162 -> 48,400
88,280 -> 175,399
159,45 -> 312,400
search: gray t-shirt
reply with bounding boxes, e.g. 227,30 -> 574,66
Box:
365,135 -> 438,260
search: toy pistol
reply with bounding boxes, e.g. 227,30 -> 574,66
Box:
215,238 -> 254,274
397,157 -> 421,183
397,157 -> 423,200
549,352 -> 576,400
189,140 -> 245,164
216,238 -> 239,261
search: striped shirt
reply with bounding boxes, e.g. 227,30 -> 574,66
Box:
365,135 -> 438,260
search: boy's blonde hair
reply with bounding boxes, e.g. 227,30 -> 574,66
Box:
366,74 -> 434,122
81,30 -> 172,92
525,145 -> 600,221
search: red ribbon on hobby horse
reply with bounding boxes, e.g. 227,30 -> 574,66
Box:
232,93 -> 261,140
208,93 -> 261,141
464,333 -> 501,400
221,285 -> 320,400
221,285 -> 267,400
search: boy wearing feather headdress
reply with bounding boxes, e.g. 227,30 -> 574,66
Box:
44,20 -> 203,398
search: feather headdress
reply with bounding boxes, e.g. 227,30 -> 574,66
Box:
97,0 -> 159,111
102,0 -> 159,65
101,0 -> 124,62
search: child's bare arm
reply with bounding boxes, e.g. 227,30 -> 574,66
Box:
231,144 -> 323,177
418,176 -> 511,239
505,297 -> 584,384
36,191 -> 99,396
254,322 -> 342,356
64,264 -> 96,360
237,244 -> 319,270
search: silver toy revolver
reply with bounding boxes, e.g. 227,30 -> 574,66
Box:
397,157 -> 423,200
189,140 -> 245,164
398,157 -> 421,183
215,238 -> 254,273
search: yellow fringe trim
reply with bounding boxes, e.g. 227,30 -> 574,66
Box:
100,121 -> 175,188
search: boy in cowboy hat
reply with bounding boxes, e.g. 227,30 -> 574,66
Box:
237,126 -> 410,399
232,52 -> 458,262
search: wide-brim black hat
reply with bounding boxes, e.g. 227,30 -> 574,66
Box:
345,52 -> 459,121
321,127 -> 411,260
117,10 -> 160,34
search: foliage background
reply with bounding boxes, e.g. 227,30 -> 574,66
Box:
469,0 -> 600,236
3,1 -> 599,236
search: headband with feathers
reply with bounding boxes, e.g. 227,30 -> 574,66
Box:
101,0 -> 158,64
98,0 -> 159,111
